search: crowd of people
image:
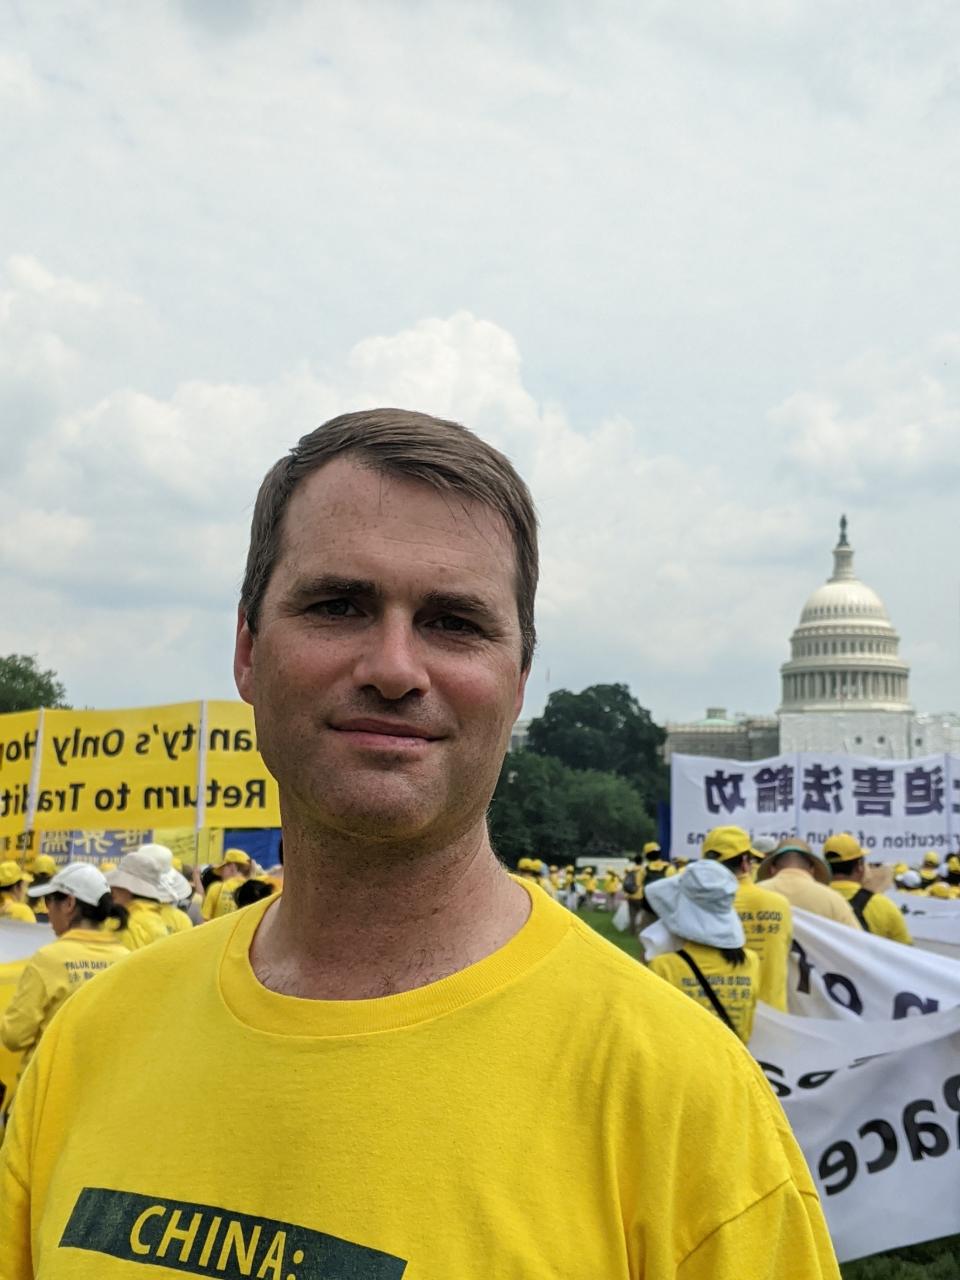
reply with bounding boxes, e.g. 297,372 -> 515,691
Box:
0,844 -> 280,1108
516,827 -> 931,1044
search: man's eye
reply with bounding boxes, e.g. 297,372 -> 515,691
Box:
309,599 -> 357,618
433,615 -> 479,634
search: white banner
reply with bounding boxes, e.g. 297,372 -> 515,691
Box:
751,1003 -> 960,1262
789,908 -> 960,1020
0,919 -> 53,962
671,751 -> 960,858
889,890 -> 960,918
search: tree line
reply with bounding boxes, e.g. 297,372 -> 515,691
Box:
488,682 -> 666,862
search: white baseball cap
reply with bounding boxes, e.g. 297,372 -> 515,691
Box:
27,862 -> 110,907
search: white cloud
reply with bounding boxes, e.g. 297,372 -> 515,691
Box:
775,336 -> 960,492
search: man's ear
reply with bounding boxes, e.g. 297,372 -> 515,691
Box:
234,607 -> 255,705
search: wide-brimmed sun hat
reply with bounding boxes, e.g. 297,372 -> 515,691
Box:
106,849 -> 168,901
757,838 -> 832,886
645,859 -> 745,950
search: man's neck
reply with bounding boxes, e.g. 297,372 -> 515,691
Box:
249,821 -> 530,1000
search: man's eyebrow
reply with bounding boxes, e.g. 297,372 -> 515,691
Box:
420,590 -> 499,619
287,575 -> 380,603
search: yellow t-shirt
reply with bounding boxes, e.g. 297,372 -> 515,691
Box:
648,941 -> 761,1044
734,877 -> 793,1012
202,877 -> 245,920
762,868 -> 861,929
0,884 -> 839,1279
0,901 -> 36,924
830,881 -> 913,945
0,929 -> 129,1072
116,899 -> 170,951
158,904 -> 194,935
603,873 -> 621,894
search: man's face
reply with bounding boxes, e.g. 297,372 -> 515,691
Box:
234,458 -> 528,846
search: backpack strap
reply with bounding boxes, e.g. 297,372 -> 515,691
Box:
849,887 -> 873,933
676,949 -> 737,1034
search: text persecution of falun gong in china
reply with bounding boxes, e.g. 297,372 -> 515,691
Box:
0,701 -> 280,839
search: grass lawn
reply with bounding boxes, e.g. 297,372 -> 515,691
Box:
577,907 -> 958,1277
578,906 -> 642,960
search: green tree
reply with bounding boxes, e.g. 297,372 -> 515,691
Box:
488,751 -> 654,864
0,654 -> 69,714
525,683 -> 666,810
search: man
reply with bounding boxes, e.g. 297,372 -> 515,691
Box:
757,838 -> 860,929
822,833 -> 912,944
0,409 -> 839,1278
701,825 -> 793,1011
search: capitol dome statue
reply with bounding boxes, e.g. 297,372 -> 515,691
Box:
779,518 -> 914,755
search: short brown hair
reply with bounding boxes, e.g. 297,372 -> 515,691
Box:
240,408 -> 539,668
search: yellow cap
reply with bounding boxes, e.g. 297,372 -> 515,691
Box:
923,851 -> 941,867
0,861 -> 25,890
947,855 -> 960,874
700,826 -> 753,862
920,867 -> 939,884
642,841 -> 661,856
893,861 -> 909,875
823,833 -> 863,863
30,854 -> 57,877
215,848 -> 251,871
928,881 -> 953,899
100,860 -> 118,874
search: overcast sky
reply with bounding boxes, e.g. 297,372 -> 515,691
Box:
2,0 -> 960,726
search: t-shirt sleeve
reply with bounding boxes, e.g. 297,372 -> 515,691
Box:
677,1178 -> 840,1280
0,963 -> 49,1054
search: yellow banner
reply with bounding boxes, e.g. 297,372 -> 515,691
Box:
202,700 -> 280,829
0,711 -> 41,841
0,702 -> 281,835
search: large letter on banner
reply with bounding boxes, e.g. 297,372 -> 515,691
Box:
0,711 -> 42,842
202,700 -> 280,829
35,704 -> 202,831
751,1004 -> 960,1262
670,751 -> 801,854
788,908 -> 960,1020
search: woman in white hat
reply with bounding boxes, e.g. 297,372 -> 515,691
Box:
644,860 -> 761,1044
0,864 -> 130,1077
106,848 -> 175,950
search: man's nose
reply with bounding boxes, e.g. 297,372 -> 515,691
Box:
351,612 -> 431,701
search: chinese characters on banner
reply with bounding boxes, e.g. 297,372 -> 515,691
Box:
671,752 -> 960,857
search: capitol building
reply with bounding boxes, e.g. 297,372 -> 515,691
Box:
664,518 -> 960,760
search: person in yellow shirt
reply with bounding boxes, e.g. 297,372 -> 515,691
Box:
106,849 -> 174,950
646,858 -> 761,1044
0,864 -> 129,1076
945,854 -> 960,890
918,866 -> 940,892
700,826 -> 793,1011
0,407 -> 839,1278
757,839 -> 861,929
0,863 -> 36,924
822,834 -> 912,944
602,867 -> 621,910
21,855 -> 57,924
201,849 -> 253,920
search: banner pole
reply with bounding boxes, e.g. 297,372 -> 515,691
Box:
23,707 -> 45,846
195,700 -> 208,843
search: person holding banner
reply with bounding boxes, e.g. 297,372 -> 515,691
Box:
0,865 -> 35,924
822,833 -> 913,943
701,825 -> 793,1011
0,864 -> 128,1077
645,858 -> 761,1043
757,839 -> 861,928
0,408 -> 840,1279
